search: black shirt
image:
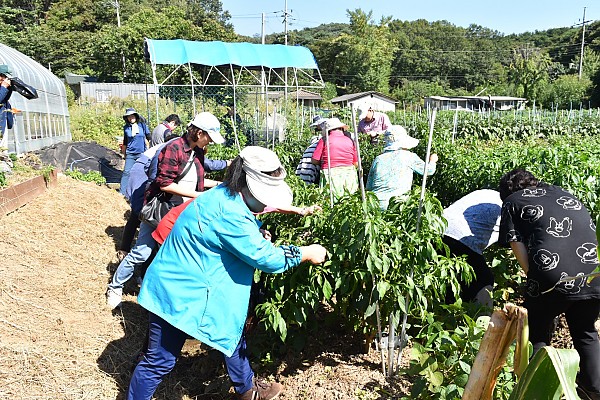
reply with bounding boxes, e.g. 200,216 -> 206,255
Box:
499,184 -> 600,300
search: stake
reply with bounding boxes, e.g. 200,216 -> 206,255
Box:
350,107 -> 366,203
324,125 -> 334,208
395,108 -> 437,374
351,107 -> 385,375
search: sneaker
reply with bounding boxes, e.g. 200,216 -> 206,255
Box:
238,379 -> 283,400
106,288 -> 123,309
116,250 -> 128,263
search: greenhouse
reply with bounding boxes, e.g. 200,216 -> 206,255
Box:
0,43 -> 70,154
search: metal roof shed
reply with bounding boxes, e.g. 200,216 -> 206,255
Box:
0,43 -> 71,155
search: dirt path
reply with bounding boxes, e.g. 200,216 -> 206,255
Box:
0,175 -> 408,400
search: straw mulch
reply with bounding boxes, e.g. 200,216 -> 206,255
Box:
0,174 -> 407,400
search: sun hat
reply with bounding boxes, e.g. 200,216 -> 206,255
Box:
309,115 -> 327,127
0,64 -> 11,77
383,125 -> 419,151
323,117 -> 348,132
188,112 -> 225,144
240,146 -> 293,209
122,107 -> 140,122
358,106 -> 374,121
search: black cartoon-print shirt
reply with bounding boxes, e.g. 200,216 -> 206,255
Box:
499,184 -> 600,300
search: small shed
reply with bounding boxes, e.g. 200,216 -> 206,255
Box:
331,91 -> 396,113
270,89 -> 322,108
0,42 -> 71,154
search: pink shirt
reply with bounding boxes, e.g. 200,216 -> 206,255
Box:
358,112 -> 391,135
311,130 -> 357,170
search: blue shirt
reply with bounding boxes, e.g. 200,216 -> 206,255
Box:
137,184 -> 302,357
123,121 -> 151,155
366,149 -> 436,210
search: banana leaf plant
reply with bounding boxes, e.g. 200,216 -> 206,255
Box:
508,346 -> 580,400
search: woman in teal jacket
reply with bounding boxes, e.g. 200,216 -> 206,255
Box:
128,146 -> 327,400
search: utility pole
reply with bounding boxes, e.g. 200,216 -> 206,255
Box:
261,12 -> 265,45
283,0 -> 289,46
577,7 -> 590,79
110,0 -> 127,81
282,0 -> 290,100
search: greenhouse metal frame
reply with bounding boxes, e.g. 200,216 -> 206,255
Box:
0,43 -> 71,155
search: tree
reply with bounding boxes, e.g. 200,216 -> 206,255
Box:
91,5 -> 234,82
508,48 -> 551,101
330,9 -> 397,93
539,74 -> 591,108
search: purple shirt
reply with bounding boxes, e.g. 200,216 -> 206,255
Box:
358,112 -> 391,135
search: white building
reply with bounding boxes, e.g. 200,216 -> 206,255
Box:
331,91 -> 396,114
424,95 -> 527,112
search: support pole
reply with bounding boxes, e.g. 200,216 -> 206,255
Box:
395,108 -> 437,374
351,107 -> 384,374
324,126 -> 334,208
350,107 -> 366,203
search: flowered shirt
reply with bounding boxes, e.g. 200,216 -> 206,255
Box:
366,149 -> 436,210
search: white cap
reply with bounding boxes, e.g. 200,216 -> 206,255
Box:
188,112 -> 225,144
383,125 -> 419,151
240,146 -> 293,209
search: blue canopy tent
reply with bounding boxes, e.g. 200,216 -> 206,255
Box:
144,39 -> 324,145
145,39 -> 320,70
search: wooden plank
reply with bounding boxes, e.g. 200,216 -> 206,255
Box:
0,170 -> 59,216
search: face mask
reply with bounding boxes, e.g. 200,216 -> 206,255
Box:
241,187 -> 266,213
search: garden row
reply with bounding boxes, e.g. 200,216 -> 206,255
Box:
214,116 -> 600,399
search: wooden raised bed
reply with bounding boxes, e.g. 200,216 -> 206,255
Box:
0,169 -> 58,216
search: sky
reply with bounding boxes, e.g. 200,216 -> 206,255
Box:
219,0 -> 596,38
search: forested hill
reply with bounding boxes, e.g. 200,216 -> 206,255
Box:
2,0 -> 600,107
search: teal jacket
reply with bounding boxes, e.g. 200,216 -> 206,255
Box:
137,184 -> 302,357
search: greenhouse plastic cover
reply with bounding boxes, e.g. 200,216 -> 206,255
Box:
0,42 -> 68,116
145,39 -> 319,69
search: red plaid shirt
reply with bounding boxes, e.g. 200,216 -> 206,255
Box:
145,135 -> 205,203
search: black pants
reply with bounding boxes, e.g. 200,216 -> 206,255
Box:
120,211 -> 141,252
525,295 -> 600,393
443,236 -> 494,302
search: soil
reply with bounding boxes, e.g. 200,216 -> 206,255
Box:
0,175 -> 411,400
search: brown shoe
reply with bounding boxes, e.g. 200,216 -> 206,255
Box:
238,379 -> 283,400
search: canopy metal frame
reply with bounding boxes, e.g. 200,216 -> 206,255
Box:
145,39 -> 325,145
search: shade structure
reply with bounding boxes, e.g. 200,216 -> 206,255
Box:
144,39 -> 319,70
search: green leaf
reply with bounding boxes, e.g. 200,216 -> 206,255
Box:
458,360 -> 471,374
376,281 -> 390,298
365,302 -> 377,318
508,346 -> 580,400
322,278 -> 333,300
428,371 -> 444,389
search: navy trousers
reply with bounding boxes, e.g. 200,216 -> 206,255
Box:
128,312 -> 254,400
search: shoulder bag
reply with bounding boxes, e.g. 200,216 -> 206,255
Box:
139,151 -> 195,228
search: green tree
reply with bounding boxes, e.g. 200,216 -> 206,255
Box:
539,74 -> 591,109
508,48 -> 551,101
571,47 -> 600,80
332,9 -> 397,93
